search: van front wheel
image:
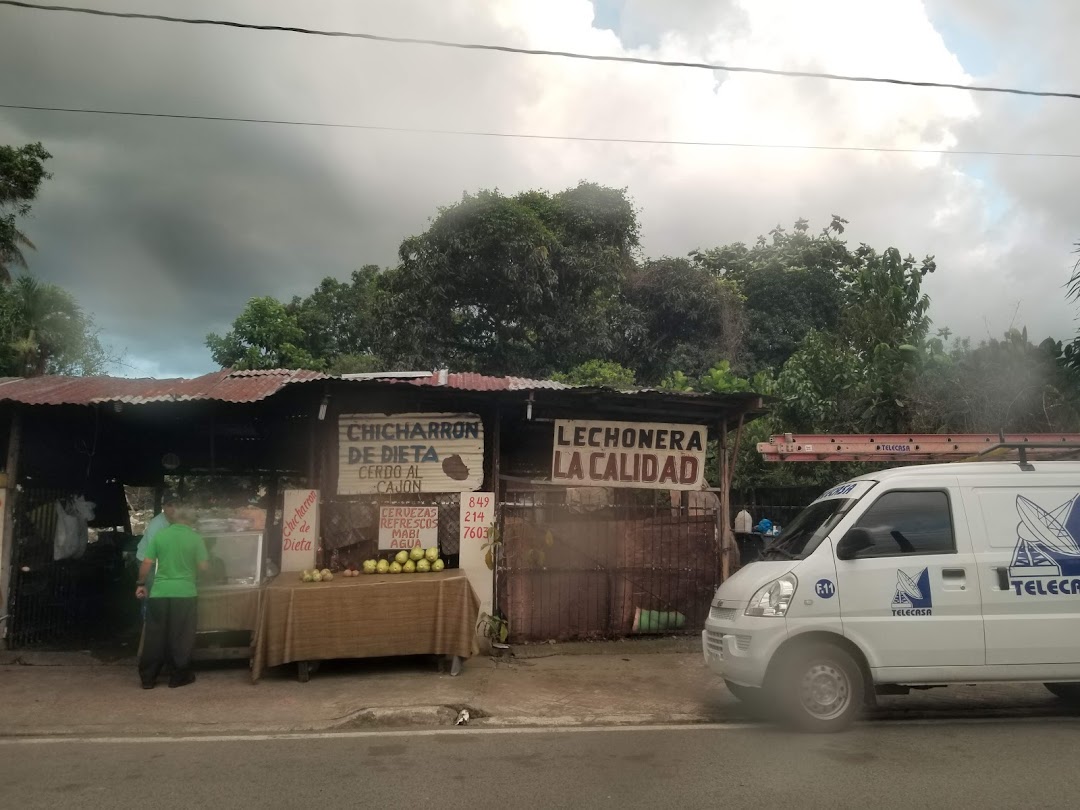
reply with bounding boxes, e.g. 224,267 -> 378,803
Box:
1045,683 -> 1080,703
773,643 -> 865,733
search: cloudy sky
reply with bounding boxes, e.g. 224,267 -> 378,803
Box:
1,0 -> 1078,378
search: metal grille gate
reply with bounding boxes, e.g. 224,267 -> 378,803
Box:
320,493 -> 462,569
6,488 -> 131,648
497,489 -> 720,642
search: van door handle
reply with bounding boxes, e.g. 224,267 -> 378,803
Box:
995,567 -> 1010,590
942,568 -> 967,590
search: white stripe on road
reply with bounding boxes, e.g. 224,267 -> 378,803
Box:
0,714 -> 1078,745
0,722 -> 759,745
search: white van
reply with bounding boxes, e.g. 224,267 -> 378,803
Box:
704,461 -> 1080,731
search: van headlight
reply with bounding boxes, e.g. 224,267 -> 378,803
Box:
745,573 -> 798,617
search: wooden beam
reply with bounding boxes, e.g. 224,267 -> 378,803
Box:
490,401 -> 502,618
718,422 -> 732,582
0,410 -> 21,647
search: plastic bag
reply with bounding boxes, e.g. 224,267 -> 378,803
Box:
53,501 -> 78,561
52,497 -> 96,561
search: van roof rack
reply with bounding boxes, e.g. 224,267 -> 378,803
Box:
758,433 -> 1080,464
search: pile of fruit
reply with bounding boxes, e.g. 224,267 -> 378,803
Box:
299,548 -> 447,581
356,547 -> 445,575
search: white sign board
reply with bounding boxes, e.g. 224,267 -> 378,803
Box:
338,413 -> 484,495
281,489 -> 318,572
459,492 -> 496,618
378,505 -> 439,550
461,492 -> 496,545
551,420 -> 708,491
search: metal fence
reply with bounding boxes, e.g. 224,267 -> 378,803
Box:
731,486 -> 819,533
497,489 -> 720,642
6,488 -> 133,648
320,492 -> 463,570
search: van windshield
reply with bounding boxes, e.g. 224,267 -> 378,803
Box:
761,482 -> 874,560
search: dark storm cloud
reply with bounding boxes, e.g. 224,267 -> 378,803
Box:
0,0 -> 542,375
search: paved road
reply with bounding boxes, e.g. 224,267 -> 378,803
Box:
1,719 -> 1075,809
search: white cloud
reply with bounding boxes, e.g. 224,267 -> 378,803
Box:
0,0 -> 1076,377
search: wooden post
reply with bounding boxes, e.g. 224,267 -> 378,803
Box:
266,472 -> 281,569
209,409 -> 216,474
309,409 -> 320,568
0,410 -> 21,646
490,402 -> 502,616
716,411 -> 748,581
718,421 -> 732,581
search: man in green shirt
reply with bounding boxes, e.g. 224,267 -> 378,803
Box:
135,506 -> 208,689
135,492 -> 179,619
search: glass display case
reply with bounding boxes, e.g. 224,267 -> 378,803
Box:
198,531 -> 264,589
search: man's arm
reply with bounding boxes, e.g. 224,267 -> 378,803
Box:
195,535 -> 210,573
135,557 -> 154,599
136,514 -> 164,562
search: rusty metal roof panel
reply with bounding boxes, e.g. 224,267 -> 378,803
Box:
0,369 -> 328,406
506,377 -> 577,391
331,370 -> 582,392
371,372 -> 577,391
0,368 -> 764,408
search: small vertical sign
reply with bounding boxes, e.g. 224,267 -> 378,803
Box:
461,492 -> 495,544
459,492 -> 496,616
378,506 -> 439,550
281,489 -> 319,572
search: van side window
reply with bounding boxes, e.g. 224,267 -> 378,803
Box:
850,491 -> 955,557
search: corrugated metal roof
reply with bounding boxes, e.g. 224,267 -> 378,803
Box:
362,371 -> 578,392
0,368 -> 328,406
0,367 -> 766,408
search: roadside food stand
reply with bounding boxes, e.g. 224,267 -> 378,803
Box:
0,368 -> 767,673
251,405 -> 492,682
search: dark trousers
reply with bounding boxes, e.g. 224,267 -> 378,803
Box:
139,597 -> 197,685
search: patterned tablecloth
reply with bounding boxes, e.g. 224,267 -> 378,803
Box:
196,587 -> 262,632
251,569 -> 480,681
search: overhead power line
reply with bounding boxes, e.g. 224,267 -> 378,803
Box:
1,0 -> 1078,101
2,101 -> 1078,160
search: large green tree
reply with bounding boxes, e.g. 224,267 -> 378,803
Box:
913,329 -> 1080,433
288,265 -> 386,367
0,275 -> 107,376
206,296 -> 321,371
0,141 -> 111,377
383,182 -> 638,375
0,142 -> 52,282
206,267 -> 390,373
617,257 -> 744,384
553,359 -> 636,388
769,243 -> 935,434
692,217 -> 850,373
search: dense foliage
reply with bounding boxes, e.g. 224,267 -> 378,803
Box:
206,182 -> 1080,488
0,143 -> 108,376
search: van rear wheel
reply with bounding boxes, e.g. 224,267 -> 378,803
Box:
1045,683 -> 1080,703
772,642 -> 865,733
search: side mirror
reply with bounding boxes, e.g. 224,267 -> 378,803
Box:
836,528 -> 874,561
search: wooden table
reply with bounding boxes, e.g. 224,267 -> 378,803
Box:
251,570 -> 481,682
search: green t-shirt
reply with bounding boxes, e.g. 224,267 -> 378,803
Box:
145,524 -> 208,599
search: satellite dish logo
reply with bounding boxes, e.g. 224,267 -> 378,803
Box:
891,568 -> 932,616
1008,495 -> 1080,596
